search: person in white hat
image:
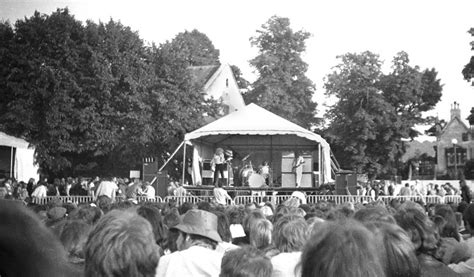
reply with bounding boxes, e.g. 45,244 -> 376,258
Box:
156,209 -> 223,277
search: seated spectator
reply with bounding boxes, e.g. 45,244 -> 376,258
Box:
365,221 -> 420,277
68,205 -> 103,225
156,209 -> 223,277
271,215 -> 308,277
435,204 -> 461,241
220,246 -> 273,277
226,205 -> 246,242
249,218 -> 273,251
163,209 -> 181,254
137,205 -> 167,252
448,203 -> 474,275
235,209 -> 265,245
395,207 -> 459,277
353,206 -> 396,224
178,201 -> 195,215
300,219 -> 385,277
84,209 -> 159,277
213,211 -> 239,253
0,199 -> 81,276
59,220 -> 92,268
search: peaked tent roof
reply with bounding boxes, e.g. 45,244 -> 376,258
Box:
184,103 -> 329,148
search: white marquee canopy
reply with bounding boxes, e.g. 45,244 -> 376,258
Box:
184,103 -> 332,185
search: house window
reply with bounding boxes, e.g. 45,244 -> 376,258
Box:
446,147 -> 467,166
462,133 -> 469,141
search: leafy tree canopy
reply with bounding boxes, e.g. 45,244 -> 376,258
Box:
245,16 -> 317,129
324,51 -> 442,178
0,9 -> 218,177
161,29 -> 220,67
462,28 -> 474,83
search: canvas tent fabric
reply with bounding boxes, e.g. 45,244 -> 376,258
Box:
0,131 -> 39,182
184,103 -> 332,185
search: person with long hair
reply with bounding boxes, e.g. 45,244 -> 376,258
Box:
300,220 -> 385,277
212,148 -> 226,187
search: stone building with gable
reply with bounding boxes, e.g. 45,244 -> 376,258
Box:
434,102 -> 474,178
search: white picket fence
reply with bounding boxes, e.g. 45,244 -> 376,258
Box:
30,194 -> 463,205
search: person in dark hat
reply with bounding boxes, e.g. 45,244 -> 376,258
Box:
156,209 -> 224,276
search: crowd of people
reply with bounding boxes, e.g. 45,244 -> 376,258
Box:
0,176 -> 159,202
2,178 -> 474,277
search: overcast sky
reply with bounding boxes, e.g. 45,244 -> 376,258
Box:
1,0 -> 474,133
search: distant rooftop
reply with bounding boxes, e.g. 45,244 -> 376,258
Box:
188,65 -> 220,90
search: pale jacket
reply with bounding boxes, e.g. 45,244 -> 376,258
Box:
156,246 -> 223,277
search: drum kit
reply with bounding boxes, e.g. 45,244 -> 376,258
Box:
222,151 -> 270,187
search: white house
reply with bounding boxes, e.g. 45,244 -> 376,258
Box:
188,63 -> 245,114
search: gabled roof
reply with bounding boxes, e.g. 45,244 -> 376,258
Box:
188,65 -> 220,90
184,103 -> 329,148
439,116 -> 469,137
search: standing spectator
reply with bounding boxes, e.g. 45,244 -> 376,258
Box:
460,179 -> 471,203
213,182 -> 233,205
125,178 -> 141,200
142,181 -> 156,199
31,181 -> 48,199
398,183 -> 411,196
156,209 -> 223,276
95,178 -> 118,202
84,209 -> 159,277
26,177 -> 36,197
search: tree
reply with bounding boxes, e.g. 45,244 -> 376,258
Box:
245,16 -> 317,128
324,51 -> 442,178
230,64 -> 250,91
462,28 -> 474,83
161,29 -> 220,67
0,9 -> 101,174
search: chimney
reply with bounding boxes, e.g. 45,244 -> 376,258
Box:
451,101 -> 461,120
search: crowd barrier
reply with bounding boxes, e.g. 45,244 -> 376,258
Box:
33,195 -> 95,205
306,195 -> 374,205
30,194 -> 464,206
233,195 -> 293,205
136,196 -> 163,203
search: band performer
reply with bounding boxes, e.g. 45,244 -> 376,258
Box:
293,151 -> 305,188
211,147 -> 226,187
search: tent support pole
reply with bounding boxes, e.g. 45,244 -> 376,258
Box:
181,142 -> 186,185
10,147 -> 14,178
318,143 -> 322,185
159,141 -> 185,172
